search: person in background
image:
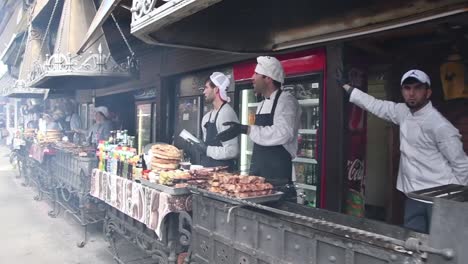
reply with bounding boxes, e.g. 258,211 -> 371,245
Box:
77,106 -> 113,146
64,101 -> 81,132
216,56 -> 301,195
340,69 -> 468,233
41,113 -> 62,131
63,101 -> 81,142
191,72 -> 239,171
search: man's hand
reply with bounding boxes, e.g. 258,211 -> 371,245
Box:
335,68 -> 353,93
216,122 -> 248,142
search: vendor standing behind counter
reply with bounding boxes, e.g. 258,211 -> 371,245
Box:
76,106 -> 113,146
217,56 -> 301,190
191,72 -> 239,171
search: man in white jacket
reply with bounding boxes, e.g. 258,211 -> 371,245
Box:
217,56 -> 301,195
342,69 -> 468,233
192,72 -> 239,171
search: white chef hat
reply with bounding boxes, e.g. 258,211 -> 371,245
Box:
94,106 -> 109,118
254,56 -> 285,83
400,69 -> 431,86
210,72 -> 231,102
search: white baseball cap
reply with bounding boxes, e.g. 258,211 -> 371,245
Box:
254,56 -> 285,83
210,72 -> 231,102
94,106 -> 109,118
400,69 -> 431,86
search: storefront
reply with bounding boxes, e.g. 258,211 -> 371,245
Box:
126,1 -> 468,263
0,0 -> 467,263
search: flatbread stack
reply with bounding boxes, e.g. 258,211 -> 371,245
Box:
44,129 -> 62,142
24,128 -> 36,138
151,144 -> 182,172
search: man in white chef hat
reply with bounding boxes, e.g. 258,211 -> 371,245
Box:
191,72 -> 239,171
217,56 -> 301,191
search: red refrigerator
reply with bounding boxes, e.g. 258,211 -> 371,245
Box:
233,49 -> 327,208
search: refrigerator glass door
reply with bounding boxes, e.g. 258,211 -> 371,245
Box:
136,103 -> 152,154
290,76 -> 322,207
237,74 -> 323,207
173,96 -> 202,163
239,88 -> 257,174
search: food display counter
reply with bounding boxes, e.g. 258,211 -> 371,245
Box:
27,142 -> 56,202
49,142 -> 104,247
90,169 -> 192,264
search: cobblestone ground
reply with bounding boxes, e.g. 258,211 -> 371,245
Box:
0,146 -> 116,264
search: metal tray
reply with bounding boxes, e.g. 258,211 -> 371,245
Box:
407,184 -> 468,203
139,179 -> 191,196
190,187 -> 283,205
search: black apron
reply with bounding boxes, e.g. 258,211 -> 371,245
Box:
200,103 -> 235,171
249,90 -> 293,187
62,116 -> 71,131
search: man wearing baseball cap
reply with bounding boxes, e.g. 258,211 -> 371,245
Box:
191,72 -> 239,171
217,56 -> 301,193
341,69 -> 468,233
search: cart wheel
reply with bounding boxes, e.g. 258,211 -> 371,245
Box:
48,210 -> 57,218
77,241 -> 86,248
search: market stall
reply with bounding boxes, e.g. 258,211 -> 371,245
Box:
27,141 -> 56,202
49,141 -> 104,247
11,131 -> 31,181
186,175 -> 463,264
89,143 -> 193,263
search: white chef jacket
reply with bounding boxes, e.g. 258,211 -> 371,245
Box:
201,103 -> 239,160
350,88 -> 468,193
249,89 -> 301,158
66,113 -> 81,131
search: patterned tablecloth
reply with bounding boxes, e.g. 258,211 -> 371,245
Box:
29,143 -> 47,163
90,169 -> 191,238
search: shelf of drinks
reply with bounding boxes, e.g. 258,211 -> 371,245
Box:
292,157 -> 317,164
247,102 -> 261,108
295,183 -> 317,191
246,151 -> 316,164
298,129 -> 316,135
247,99 -> 318,108
298,98 -> 319,106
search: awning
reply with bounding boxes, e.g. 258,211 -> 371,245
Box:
130,0 -> 468,53
31,0 -> 67,25
0,73 -> 46,98
4,81 -> 47,99
77,0 -> 122,54
28,0 -> 137,90
0,31 -> 26,66
131,0 -> 223,45
0,73 -> 17,97
0,4 -> 28,63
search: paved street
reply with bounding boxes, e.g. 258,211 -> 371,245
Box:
0,146 -> 114,264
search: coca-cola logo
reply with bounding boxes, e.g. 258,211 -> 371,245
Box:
347,158 -> 364,182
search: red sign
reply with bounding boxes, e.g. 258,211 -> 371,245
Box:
233,49 -> 326,81
344,66 -> 368,217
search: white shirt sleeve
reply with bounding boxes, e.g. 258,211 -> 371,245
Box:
350,88 -> 407,125
70,114 -> 81,131
206,106 -> 240,160
435,124 -> 468,185
201,113 -> 209,142
249,93 -> 300,146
